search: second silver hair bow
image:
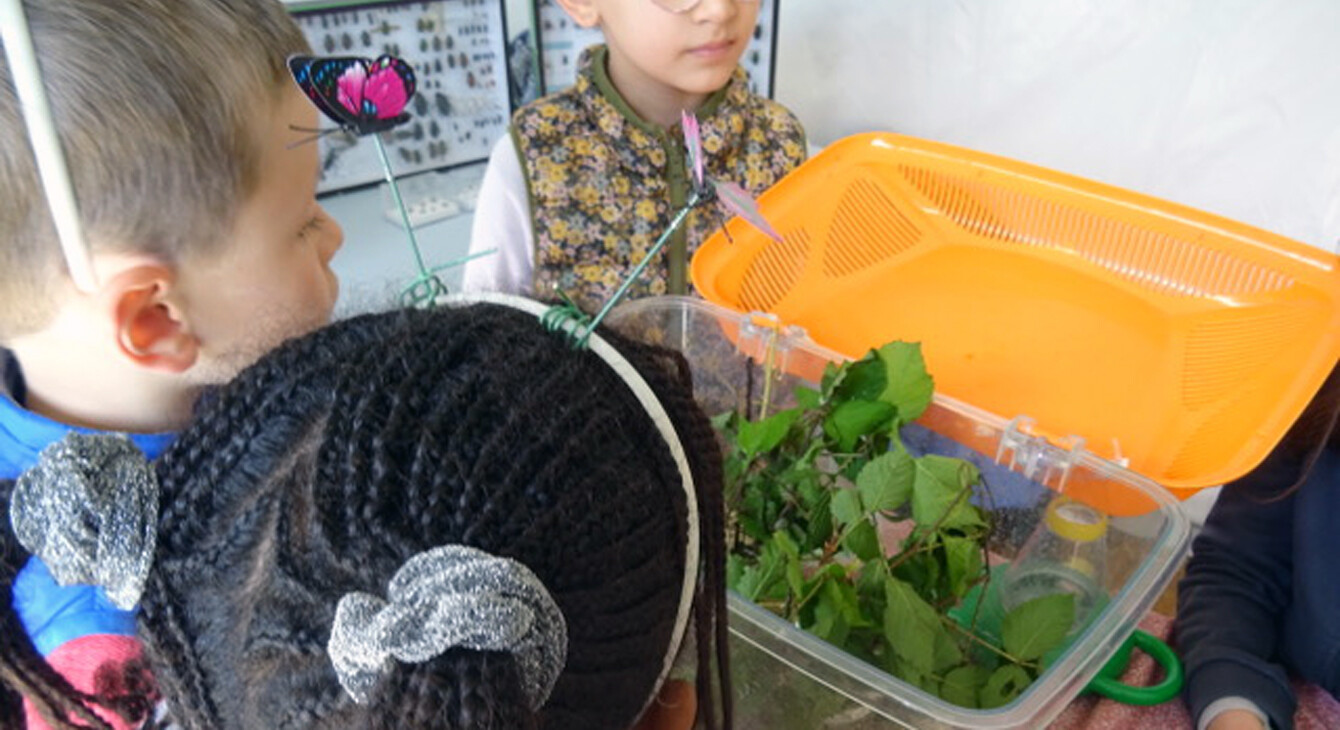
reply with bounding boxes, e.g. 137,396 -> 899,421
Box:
328,544 -> 568,708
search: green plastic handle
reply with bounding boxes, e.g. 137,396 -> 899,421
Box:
1086,629 -> 1184,706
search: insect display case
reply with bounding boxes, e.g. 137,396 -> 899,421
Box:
530,0 -> 779,98
286,0 -> 512,194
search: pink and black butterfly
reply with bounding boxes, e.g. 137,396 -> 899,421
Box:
288,54 -> 416,141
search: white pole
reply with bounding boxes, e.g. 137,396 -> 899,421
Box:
0,0 -> 98,292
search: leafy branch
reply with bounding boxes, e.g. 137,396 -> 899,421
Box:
719,341 -> 1075,709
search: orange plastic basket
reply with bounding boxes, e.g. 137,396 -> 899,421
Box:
692,133 -> 1340,495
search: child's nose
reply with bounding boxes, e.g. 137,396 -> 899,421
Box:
692,0 -> 739,22
319,210 -> 344,261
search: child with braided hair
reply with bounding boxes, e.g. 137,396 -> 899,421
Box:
4,295 -> 731,730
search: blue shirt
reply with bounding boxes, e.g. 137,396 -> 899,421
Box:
1,350 -> 174,656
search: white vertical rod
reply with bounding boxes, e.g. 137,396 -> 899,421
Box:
1,0 -> 98,292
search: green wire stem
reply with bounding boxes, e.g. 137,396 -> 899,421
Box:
567,191 -> 701,348
373,134 -> 449,307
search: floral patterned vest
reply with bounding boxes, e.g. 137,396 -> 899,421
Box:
511,45 -> 807,312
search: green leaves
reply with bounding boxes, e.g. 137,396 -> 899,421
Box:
720,338 -> 1067,712
819,342 -> 935,452
830,488 -> 863,528
873,341 -> 934,422
883,578 -> 942,673
1002,593 -> 1076,661
737,408 -> 801,457
912,455 -> 984,531
942,536 -> 983,598
843,520 -> 881,561
857,449 -> 914,513
824,400 -> 895,452
942,664 -> 993,708
981,664 -> 1032,708
825,342 -> 934,423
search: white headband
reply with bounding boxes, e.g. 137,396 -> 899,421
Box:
440,292 -> 701,718
0,0 -> 98,291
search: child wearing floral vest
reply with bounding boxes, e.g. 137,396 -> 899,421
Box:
464,0 -> 806,312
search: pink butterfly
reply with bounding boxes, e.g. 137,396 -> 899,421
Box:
288,55 -> 416,136
681,110 -> 784,244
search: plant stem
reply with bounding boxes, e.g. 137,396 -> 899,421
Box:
790,571 -> 832,619
884,483 -> 976,575
758,330 -> 779,420
937,614 -> 1041,671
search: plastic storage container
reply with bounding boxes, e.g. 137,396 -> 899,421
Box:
690,133 -> 1340,495
606,295 -> 1191,730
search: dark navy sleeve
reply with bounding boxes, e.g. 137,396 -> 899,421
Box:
1176,467 -> 1298,729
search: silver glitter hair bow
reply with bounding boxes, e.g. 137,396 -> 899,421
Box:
328,544 -> 568,708
9,432 -> 159,610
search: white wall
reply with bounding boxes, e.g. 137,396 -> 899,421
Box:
774,0 -> 1340,252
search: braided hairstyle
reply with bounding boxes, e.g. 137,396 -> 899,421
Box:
137,301 -> 730,730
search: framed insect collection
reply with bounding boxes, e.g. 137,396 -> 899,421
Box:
286,0 -> 512,194
530,0 -> 780,98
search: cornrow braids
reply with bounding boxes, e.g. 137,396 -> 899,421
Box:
605,332 -> 733,730
137,302 -> 729,730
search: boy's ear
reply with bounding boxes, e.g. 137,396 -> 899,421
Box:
554,0 -> 600,28
106,264 -> 199,374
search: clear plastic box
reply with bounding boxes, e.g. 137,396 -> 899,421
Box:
606,295 -> 1192,730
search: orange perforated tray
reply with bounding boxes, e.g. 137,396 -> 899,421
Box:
691,133 -> 1340,494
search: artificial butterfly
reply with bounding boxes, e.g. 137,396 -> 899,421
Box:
288,53 -> 453,307
681,110 -> 784,244
543,112 -> 789,348
288,55 -> 416,140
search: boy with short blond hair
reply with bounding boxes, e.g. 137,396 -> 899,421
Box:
1,1 -> 343,726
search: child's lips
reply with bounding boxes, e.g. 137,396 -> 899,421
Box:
688,39 -> 736,59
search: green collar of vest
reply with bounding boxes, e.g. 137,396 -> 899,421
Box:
514,45 -> 796,302
586,44 -> 732,144
576,44 -> 750,293
576,44 -> 751,173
